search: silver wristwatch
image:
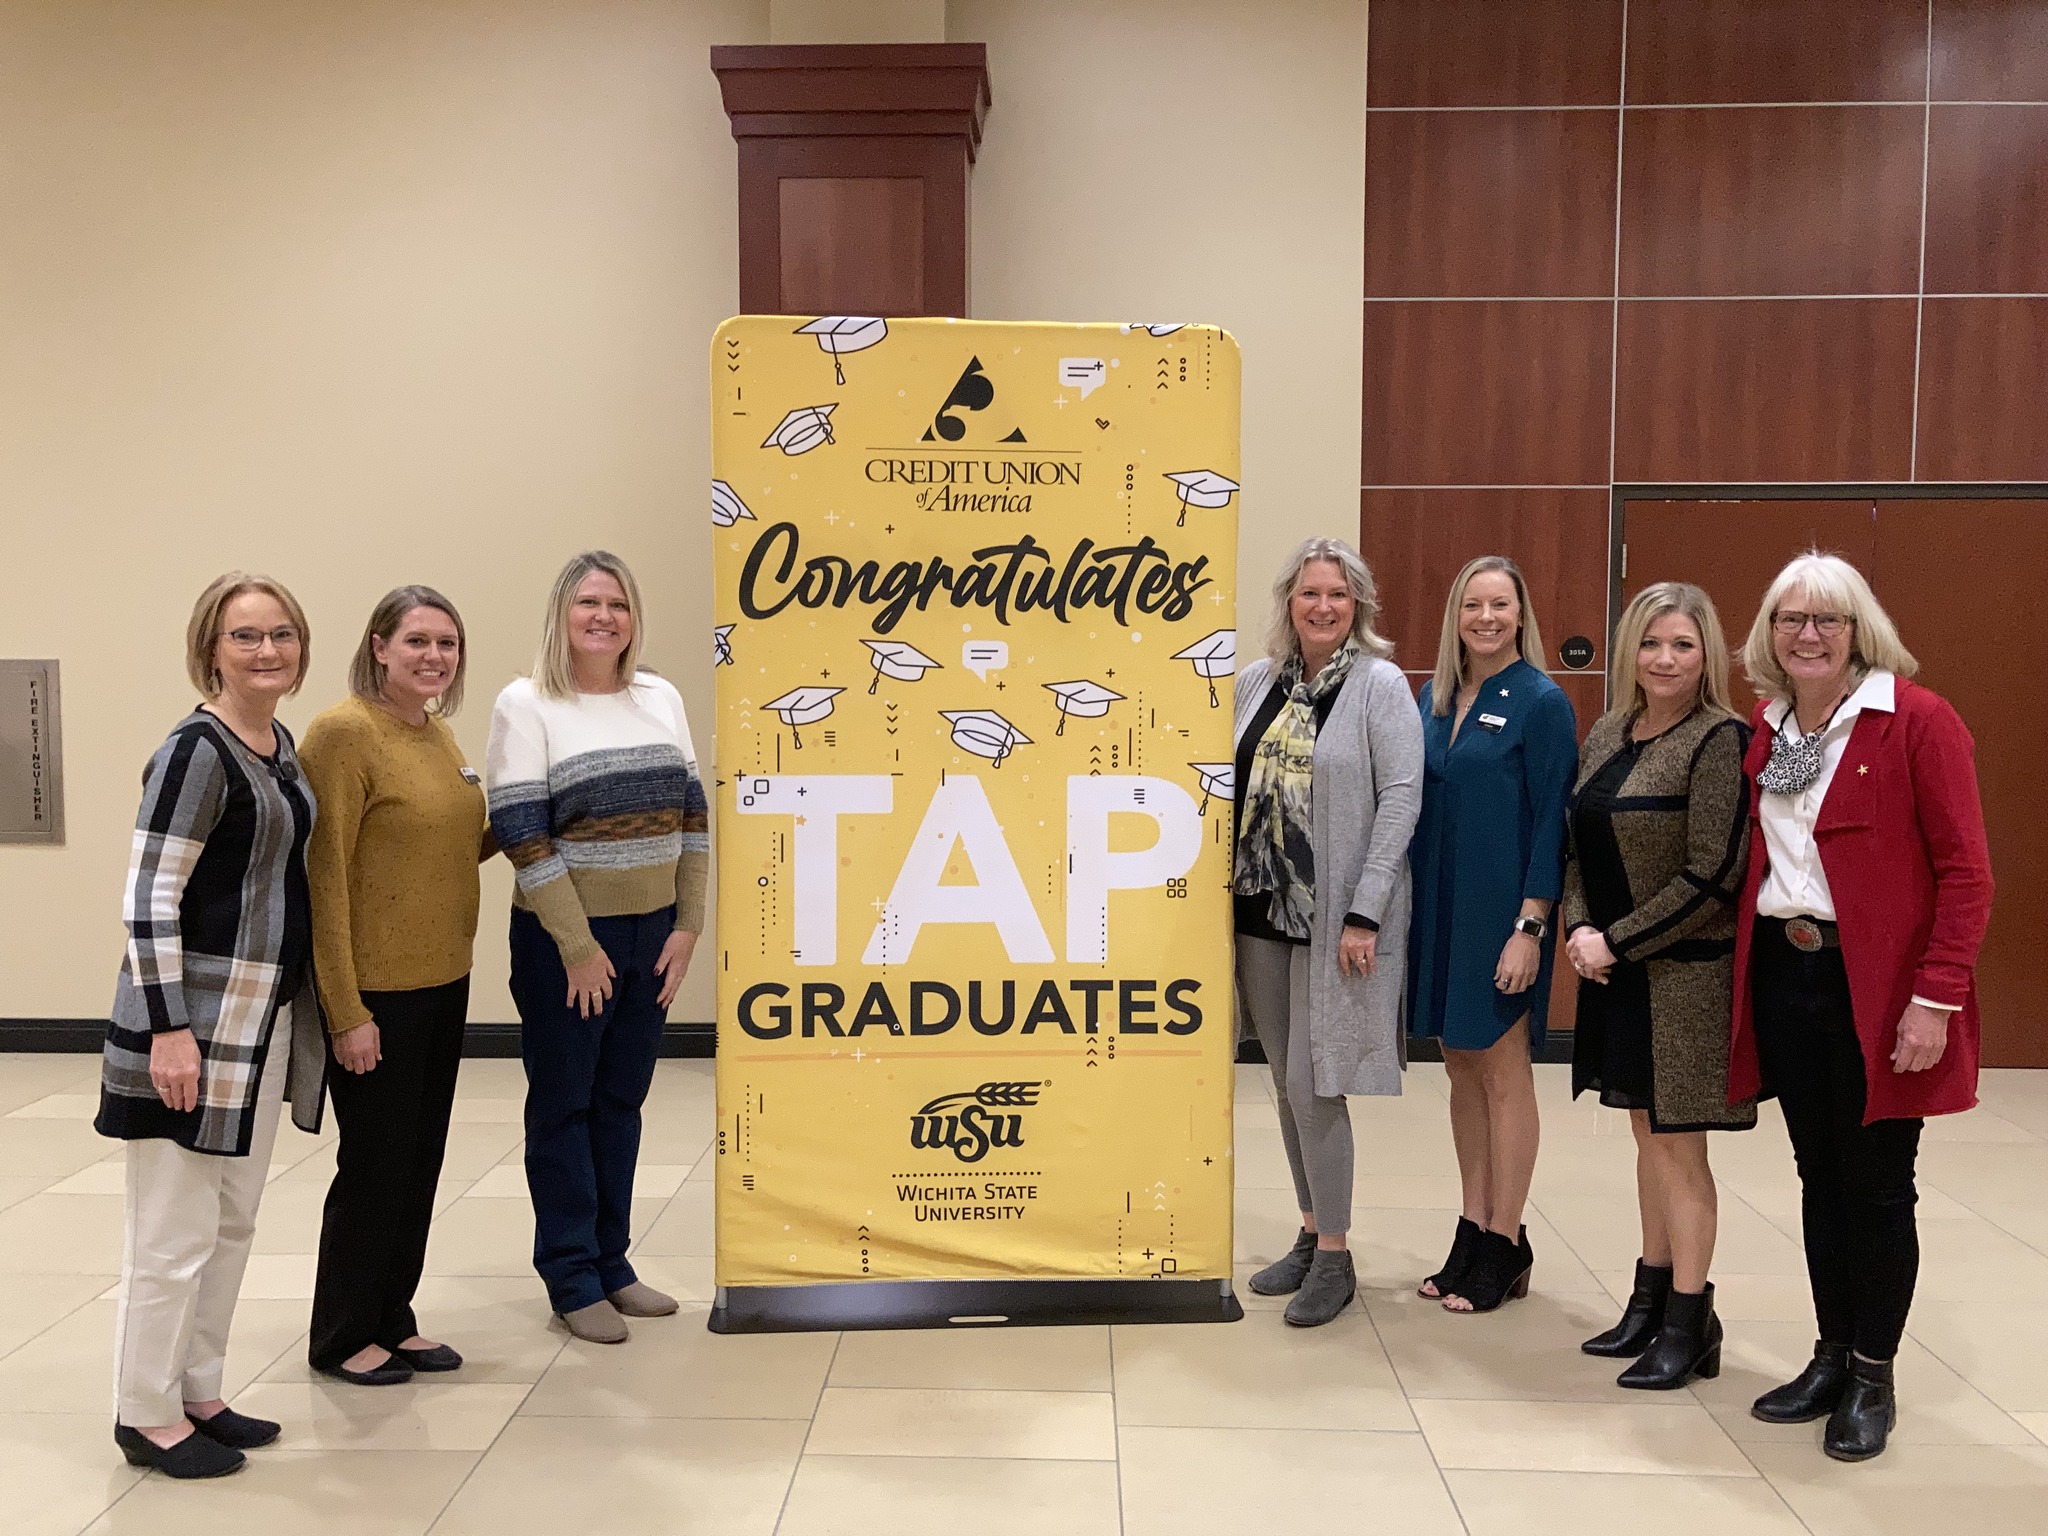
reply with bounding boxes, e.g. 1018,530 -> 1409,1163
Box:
1513,915 -> 1549,941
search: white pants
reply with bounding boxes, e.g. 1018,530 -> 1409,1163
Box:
112,1005 -> 292,1427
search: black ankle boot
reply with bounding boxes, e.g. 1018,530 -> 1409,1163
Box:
1617,1283 -> 1721,1389
1582,1260 -> 1673,1358
1418,1216 -> 1483,1299
1248,1228 -> 1318,1296
1444,1226 -> 1532,1313
1751,1341 -> 1851,1424
1824,1355 -> 1897,1462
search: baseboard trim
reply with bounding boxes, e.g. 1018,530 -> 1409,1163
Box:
0,1019 -> 717,1058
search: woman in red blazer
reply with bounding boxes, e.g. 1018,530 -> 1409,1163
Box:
1730,553 -> 1992,1466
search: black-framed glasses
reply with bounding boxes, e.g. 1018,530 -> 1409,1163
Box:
1771,611 -> 1852,638
223,626 -> 302,651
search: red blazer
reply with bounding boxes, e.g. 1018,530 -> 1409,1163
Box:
1730,678 -> 1994,1123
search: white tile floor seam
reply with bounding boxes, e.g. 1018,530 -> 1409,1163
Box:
8,1057 -> 2048,1534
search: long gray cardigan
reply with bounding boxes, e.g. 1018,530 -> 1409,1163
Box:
1233,653 -> 1425,1097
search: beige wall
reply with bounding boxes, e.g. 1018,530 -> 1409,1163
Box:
959,0 -> 1369,653
0,0 -> 1366,1024
0,0 -> 765,1023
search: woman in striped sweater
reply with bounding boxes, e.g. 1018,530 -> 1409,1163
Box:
487,551 -> 709,1343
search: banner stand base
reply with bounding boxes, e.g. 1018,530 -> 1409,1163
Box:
708,1278 -> 1244,1334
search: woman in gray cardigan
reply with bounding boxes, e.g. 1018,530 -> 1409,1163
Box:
1233,538 -> 1424,1326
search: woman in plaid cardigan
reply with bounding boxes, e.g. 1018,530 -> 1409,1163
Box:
95,573 -> 329,1479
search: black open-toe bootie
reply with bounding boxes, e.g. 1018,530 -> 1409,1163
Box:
1824,1355 -> 1897,1462
1617,1283 -> 1721,1389
1249,1228 -> 1319,1296
1444,1226 -> 1532,1313
1582,1259 -> 1672,1358
1418,1216 -> 1484,1299
1751,1341 -> 1851,1424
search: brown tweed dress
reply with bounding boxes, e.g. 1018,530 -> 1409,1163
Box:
1563,708 -> 1757,1132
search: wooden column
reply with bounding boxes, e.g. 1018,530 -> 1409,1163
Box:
710,43 -> 991,317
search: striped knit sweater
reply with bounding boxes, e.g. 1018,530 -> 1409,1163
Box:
485,673 -> 709,966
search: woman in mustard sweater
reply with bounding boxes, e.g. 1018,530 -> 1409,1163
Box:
300,586 -> 492,1385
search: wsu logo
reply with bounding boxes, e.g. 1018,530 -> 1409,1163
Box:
909,1081 -> 1044,1164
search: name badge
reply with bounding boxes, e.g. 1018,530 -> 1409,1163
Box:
1477,713 -> 1507,733
460,767 -> 482,785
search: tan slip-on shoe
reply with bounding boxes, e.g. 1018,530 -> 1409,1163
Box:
607,1281 -> 679,1318
558,1299 -> 629,1344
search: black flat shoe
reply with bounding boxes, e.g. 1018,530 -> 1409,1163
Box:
1751,1340 -> 1850,1424
1419,1216 -> 1484,1299
1824,1355 -> 1897,1462
319,1357 -> 415,1387
114,1424 -> 245,1479
1583,1259 -> 1672,1358
392,1343 -> 463,1372
1617,1283 -> 1722,1390
1444,1227 -> 1533,1314
186,1405 -> 281,1449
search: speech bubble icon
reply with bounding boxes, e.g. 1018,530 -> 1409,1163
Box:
1059,357 -> 1107,399
962,640 -> 1009,681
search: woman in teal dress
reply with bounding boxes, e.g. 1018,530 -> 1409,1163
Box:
1408,556 -> 1577,1313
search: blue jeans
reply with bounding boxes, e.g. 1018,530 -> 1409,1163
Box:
508,905 -> 672,1314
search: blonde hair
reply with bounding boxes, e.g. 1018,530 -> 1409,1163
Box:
348,585 -> 469,718
1606,582 -> 1736,725
185,572 -> 311,699
534,550 -> 646,699
1430,556 -> 1546,715
1262,537 -> 1396,665
1742,551 -> 1918,703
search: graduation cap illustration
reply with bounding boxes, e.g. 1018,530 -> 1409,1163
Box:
795,316 -> 888,386
1123,323 -> 1187,337
713,624 -> 735,668
942,709 -> 1030,767
860,639 -> 943,694
1163,469 -> 1240,528
1188,762 -> 1234,815
1043,679 -> 1124,735
712,480 -> 754,527
762,685 -> 844,748
761,404 -> 838,456
1172,630 -> 1236,707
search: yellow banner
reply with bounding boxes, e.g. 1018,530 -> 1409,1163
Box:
711,317 -> 1239,1289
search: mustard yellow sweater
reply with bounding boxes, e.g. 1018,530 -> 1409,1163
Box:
301,695 -> 488,1033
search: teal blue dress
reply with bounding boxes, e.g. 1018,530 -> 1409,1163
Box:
1408,659 -> 1578,1052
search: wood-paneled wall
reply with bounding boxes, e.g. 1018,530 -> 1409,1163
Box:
1360,0 -> 2048,683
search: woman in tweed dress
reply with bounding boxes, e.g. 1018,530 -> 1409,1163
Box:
96,572 -> 329,1479
1563,582 -> 1752,1390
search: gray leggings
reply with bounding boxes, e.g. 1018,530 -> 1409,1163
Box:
1236,935 -> 1355,1235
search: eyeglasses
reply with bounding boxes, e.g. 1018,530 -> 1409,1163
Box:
1771,611 -> 1852,638
222,626 -> 302,651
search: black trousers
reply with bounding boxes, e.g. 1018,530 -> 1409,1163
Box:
1753,926 -> 1923,1362
308,974 -> 468,1369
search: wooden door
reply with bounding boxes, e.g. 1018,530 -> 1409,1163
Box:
1620,499 -> 1879,720
1619,495 -> 2044,1068
1874,501 -> 2046,1068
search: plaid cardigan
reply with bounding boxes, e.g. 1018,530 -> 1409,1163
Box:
96,711 -> 329,1155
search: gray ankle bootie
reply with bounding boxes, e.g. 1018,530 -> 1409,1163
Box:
1283,1248 -> 1356,1327
1249,1228 -> 1318,1296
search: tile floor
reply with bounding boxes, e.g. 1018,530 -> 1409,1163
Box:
4,1052 -> 2047,1534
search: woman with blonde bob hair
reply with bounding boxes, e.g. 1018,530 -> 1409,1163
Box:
1562,583 -> 1755,1390
1233,538 -> 1422,1325
1728,552 -> 1991,1461
1407,556 -> 1578,1313
300,586 -> 492,1385
97,572 -> 326,1477
486,552 -> 710,1344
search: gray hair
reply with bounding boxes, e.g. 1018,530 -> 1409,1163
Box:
1742,551 -> 1917,703
1261,537 -> 1396,665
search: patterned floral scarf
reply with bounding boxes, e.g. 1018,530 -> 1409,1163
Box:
1233,640 -> 1359,938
